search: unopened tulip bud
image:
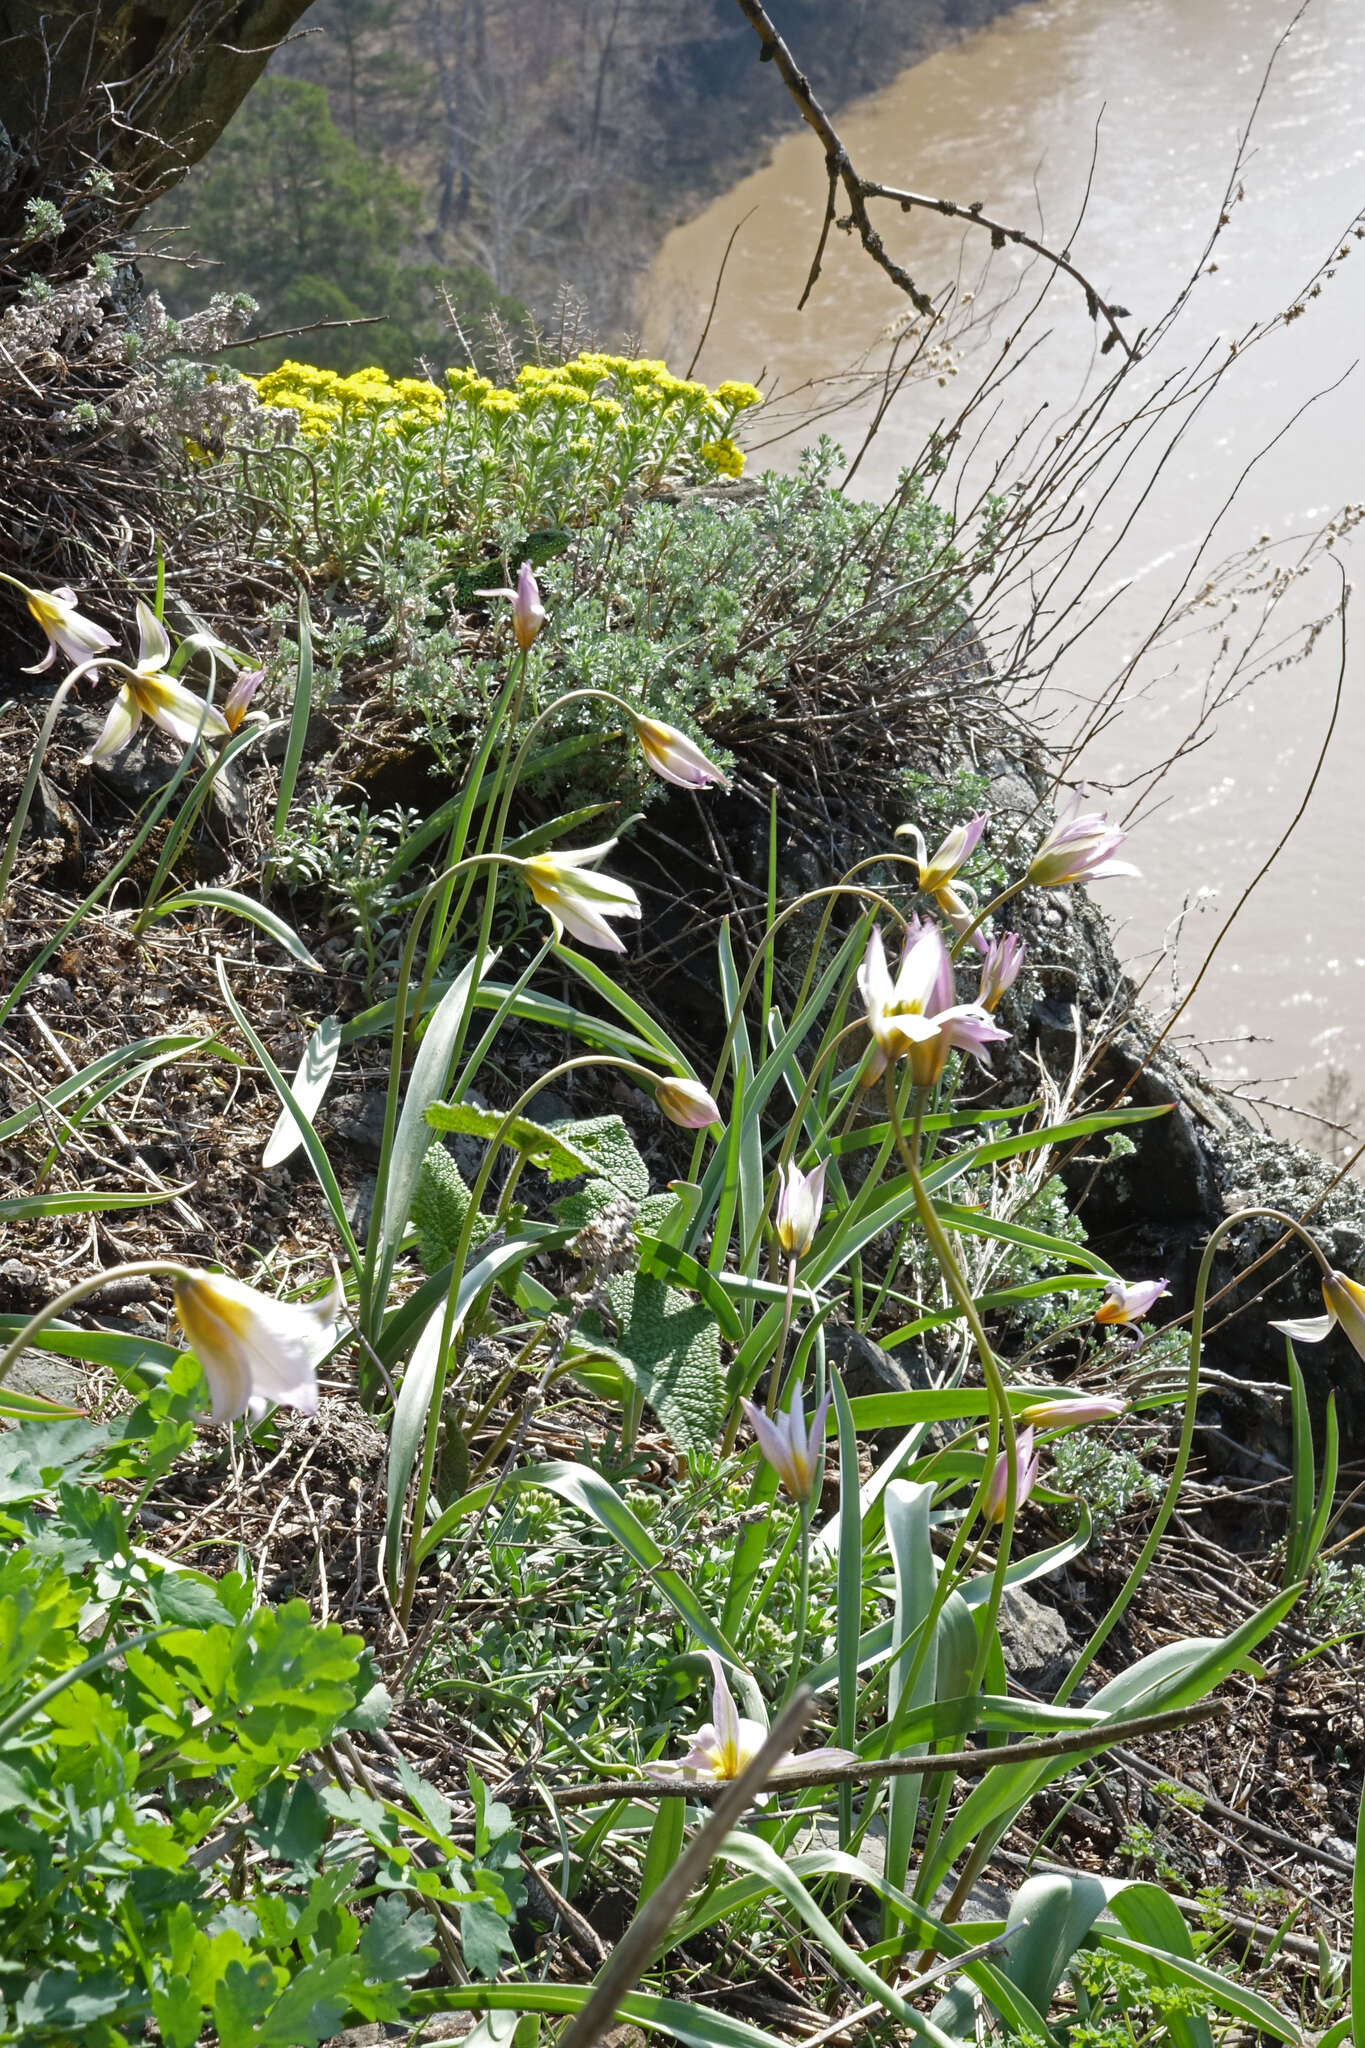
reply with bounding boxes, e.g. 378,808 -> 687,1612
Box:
633,713 -> 730,790
656,1076 -> 721,1128
977,933 -> 1025,1011
1019,1394 -> 1127,1431
984,1426 -> 1039,1523
858,1040 -> 889,1090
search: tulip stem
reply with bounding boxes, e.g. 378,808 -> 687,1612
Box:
411,645 -> 529,1052
947,876 -> 1025,960
779,1506 -> 813,1710
0,1260 -> 192,1390
766,1258 -> 799,1417
884,1076 -> 1018,1700
742,1501 -> 802,1633
1054,1203 -> 1326,1702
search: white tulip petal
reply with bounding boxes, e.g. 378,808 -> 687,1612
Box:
84,688 -> 142,762
203,1350 -> 253,1425
139,675 -> 231,746
135,598 -> 173,672
1269,1314 -> 1334,1344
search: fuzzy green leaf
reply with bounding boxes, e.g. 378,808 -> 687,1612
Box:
594,1270 -> 724,1454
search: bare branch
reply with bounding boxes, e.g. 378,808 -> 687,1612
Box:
729,0 -> 1136,359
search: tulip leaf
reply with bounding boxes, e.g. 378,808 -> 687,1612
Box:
929,1869 -> 1117,2040
385,1231 -> 573,1588
410,1982 -> 810,2048
0,1184 -> 193,1219
553,942 -> 695,1072
1352,1772 -> 1365,2048
882,1481 -> 938,1908
0,1316 -> 177,1383
267,590 -> 313,870
882,1271 -> 1109,1344
147,888 -> 322,970
262,1016 -> 342,1170
682,922 -> 867,1261
918,1101 -> 1172,1195
700,1837 -> 1038,2048
920,1586 -> 1301,1901
375,949 -> 490,1310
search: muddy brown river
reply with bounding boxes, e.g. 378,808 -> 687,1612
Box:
643,0 -> 1365,1146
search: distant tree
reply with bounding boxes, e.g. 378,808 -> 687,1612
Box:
0,0 -> 316,292
148,75 -> 528,374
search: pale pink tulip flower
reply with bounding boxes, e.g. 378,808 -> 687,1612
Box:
1271,1268 -> 1365,1362
741,1383 -> 831,1504
222,666 -> 266,733
896,812 -> 988,939
858,923 -> 1009,1090
1027,807 -> 1138,888
1095,1277 -> 1170,1326
519,839 -> 642,951
633,714 -> 730,789
80,600 -> 229,762
6,577 -> 116,672
774,1157 -> 827,1257
646,1653 -> 854,1784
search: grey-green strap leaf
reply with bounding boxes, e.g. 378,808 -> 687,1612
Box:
262,1016 -> 342,1169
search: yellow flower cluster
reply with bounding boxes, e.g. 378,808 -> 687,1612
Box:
715,381 -> 763,412
699,437 -> 746,479
253,361 -> 445,440
249,352 -> 762,456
